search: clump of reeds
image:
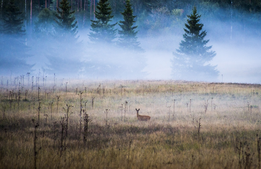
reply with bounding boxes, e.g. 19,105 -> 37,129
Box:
124,101 -> 128,122
32,119 -> 40,169
198,118 -> 201,142
91,97 -> 95,109
63,104 -> 73,138
44,114 -> 48,126
2,105 -> 6,119
236,140 -> 254,169
60,116 -> 66,157
204,99 -> 208,114
56,95 -> 60,113
257,134 -> 261,168
104,109 -> 109,126
37,102 -> 41,125
172,99 -> 176,120
79,91 -> 83,140
83,110 -> 90,147
49,101 -> 54,120
17,90 -> 21,113
37,87 -> 40,101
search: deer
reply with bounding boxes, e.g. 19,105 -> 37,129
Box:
135,108 -> 151,121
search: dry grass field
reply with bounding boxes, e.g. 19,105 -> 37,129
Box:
0,80 -> 261,169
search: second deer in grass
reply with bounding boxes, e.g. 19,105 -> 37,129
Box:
135,108 -> 151,121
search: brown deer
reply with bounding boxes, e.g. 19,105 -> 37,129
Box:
135,108 -> 151,121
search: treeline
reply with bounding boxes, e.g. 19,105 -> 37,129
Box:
1,0 -> 261,37
1,0 -> 261,27
0,0 -> 261,80
0,0 -> 146,78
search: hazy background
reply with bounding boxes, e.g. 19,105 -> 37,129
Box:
0,0 -> 261,83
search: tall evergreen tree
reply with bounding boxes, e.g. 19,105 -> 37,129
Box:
0,0 -> 32,75
45,0 -> 82,77
172,7 -> 218,81
89,0 -> 116,43
2,0 -> 25,35
55,0 -> 78,40
29,8 -> 55,73
34,8 -> 55,38
118,0 -> 141,50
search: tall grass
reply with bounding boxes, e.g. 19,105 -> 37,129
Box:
0,80 -> 261,168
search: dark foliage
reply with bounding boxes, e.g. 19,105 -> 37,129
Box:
2,0 -> 25,35
46,0 -> 82,77
172,7 -> 218,81
0,0 -> 32,75
55,0 -> 78,40
34,8 -> 55,38
89,0 -> 117,43
118,0 -> 141,50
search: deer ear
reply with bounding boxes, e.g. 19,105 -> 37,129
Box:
138,109 -> 140,111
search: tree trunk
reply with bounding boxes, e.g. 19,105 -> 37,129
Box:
90,0 -> 92,20
24,0 -> 26,18
84,0 -> 87,11
80,0 -> 82,11
76,0 -> 78,11
77,0 -> 80,11
30,0 -> 32,25
93,0 -> 95,20
56,0 -> 59,9
83,0 -> 87,27
0,0 -> 3,19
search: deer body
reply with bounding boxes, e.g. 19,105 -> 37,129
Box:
136,108 -> 150,121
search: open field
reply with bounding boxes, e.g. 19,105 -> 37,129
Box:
1,80 -> 261,169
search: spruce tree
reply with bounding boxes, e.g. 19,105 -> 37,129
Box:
46,0 -> 82,77
172,7 -> 218,81
89,0 -> 116,43
30,8 -> 55,73
34,8 -> 55,38
55,0 -> 78,40
0,0 -> 32,75
118,0 -> 141,50
2,0 -> 25,35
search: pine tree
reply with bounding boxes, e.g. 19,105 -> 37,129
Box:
45,0 -> 82,77
0,0 -> 32,75
55,0 -> 78,40
34,8 -> 55,38
30,8 -> 55,74
2,0 -> 25,35
172,7 -> 218,81
118,0 -> 141,50
89,0 -> 116,43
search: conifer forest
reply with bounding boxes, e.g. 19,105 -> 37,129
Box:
1,0 -> 261,168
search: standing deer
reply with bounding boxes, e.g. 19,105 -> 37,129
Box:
135,108 -> 151,121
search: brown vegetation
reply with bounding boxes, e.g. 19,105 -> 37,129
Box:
0,79 -> 261,168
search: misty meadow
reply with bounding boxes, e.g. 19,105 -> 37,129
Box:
1,0 -> 261,168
